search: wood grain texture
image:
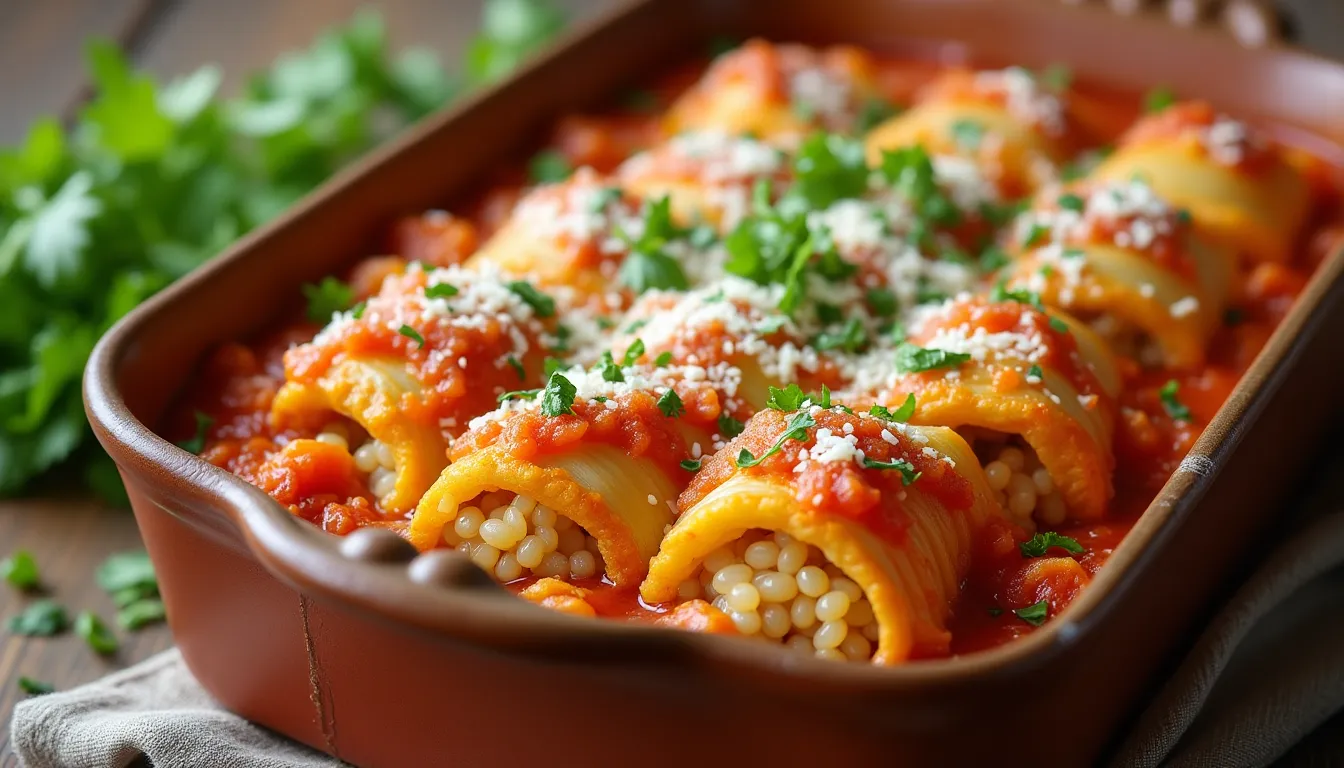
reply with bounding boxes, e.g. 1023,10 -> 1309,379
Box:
0,0 -> 155,143
0,501 -> 174,767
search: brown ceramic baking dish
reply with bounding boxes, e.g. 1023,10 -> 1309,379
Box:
83,1 -> 1344,765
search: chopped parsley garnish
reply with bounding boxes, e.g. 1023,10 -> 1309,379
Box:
617,196 -> 690,293
621,339 -> 645,367
96,551 -> 159,617
680,458 -> 702,472
724,179 -> 843,313
497,387 -> 542,403
1027,364 -> 1044,381
543,356 -> 563,377
19,678 -> 55,696
765,383 -> 808,412
1048,316 -> 1070,334
177,411 -> 214,454
596,316 -> 616,330
116,599 -> 167,631
718,413 -> 746,439
1021,222 -> 1050,248
398,324 -> 426,348
654,351 -> 673,367
1057,193 -> 1085,212
1020,532 -> 1084,558
812,317 -> 867,353
302,277 -> 354,323
75,611 -> 118,655
624,318 -> 649,334
949,119 -> 986,150
879,146 -> 961,227
506,356 -> 526,381
1013,599 -> 1049,627
1159,379 -> 1192,423
990,281 -> 1043,310
1037,64 -> 1073,92
506,280 -> 556,317
978,245 -> 1011,274
539,372 -> 577,416
424,282 -> 459,299
688,224 -> 717,249
813,384 -> 833,409
870,393 -> 916,423
860,456 -> 920,485
528,149 -> 572,183
894,343 -> 970,374
1144,86 -> 1176,114
589,186 -> 624,212
866,287 -> 899,318
855,97 -> 900,133
2,549 -> 40,590
736,411 -> 816,468
657,390 -> 685,418
7,599 -> 68,636
790,132 -> 871,209
595,351 -> 624,383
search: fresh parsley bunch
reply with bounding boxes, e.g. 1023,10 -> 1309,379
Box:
0,2 -> 565,502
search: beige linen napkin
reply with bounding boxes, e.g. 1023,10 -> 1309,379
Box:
12,511 -> 1344,768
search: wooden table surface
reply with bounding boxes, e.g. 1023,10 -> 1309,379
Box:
1,1 -> 1342,766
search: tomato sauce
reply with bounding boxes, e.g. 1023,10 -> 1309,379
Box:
174,48 -> 1344,658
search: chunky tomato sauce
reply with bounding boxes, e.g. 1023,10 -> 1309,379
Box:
175,47 -> 1344,658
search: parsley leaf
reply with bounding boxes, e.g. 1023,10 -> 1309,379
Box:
812,317 -> 867,353
177,411 -> 214,454
990,281 -> 1043,310
425,282 -> 459,299
1057,193 -> 1085,212
1144,86 -> 1176,114
351,301 -> 367,319
528,149 -> 571,183
860,456 -> 921,485
398,324 -> 425,348
950,119 -> 985,150
1020,532 -> 1084,558
894,343 -> 970,374
1013,599 -> 1049,627
790,132 -> 870,209
855,97 -> 899,134
736,411 -> 816,467
301,277 -> 354,322
765,383 -> 808,411
595,351 -> 623,383
657,389 -> 685,418
75,611 -> 119,655
506,280 -> 556,317
1027,364 -> 1044,381
1159,379 -> 1192,422
866,287 -> 899,318
616,196 -> 690,293
621,339 -> 645,367
497,387 -> 542,403
878,146 -> 961,228
539,372 -> 577,416
870,394 -> 916,423
18,677 -> 55,696
679,458 -> 702,472
7,599 -> 68,636
96,551 -> 158,610
653,351 -> 673,367
506,356 -> 526,381
1,549 -> 40,590
117,598 -> 167,630
1048,316 -> 1070,334
717,413 -> 745,439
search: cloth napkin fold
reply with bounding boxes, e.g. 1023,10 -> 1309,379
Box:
13,509 -> 1344,768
